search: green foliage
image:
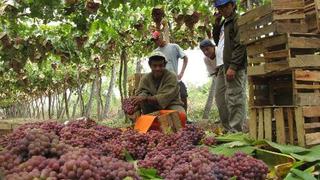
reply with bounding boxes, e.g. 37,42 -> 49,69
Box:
0,0 -> 270,108
266,141 -> 310,155
290,145 -> 320,162
187,82 -> 219,121
285,168 -> 317,180
208,141 -> 255,156
0,0 -> 215,107
138,168 -> 162,180
215,132 -> 253,143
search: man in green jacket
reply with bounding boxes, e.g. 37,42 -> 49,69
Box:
131,51 -> 185,114
212,0 -> 247,132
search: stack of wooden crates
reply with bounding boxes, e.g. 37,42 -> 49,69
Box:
239,0 -> 320,147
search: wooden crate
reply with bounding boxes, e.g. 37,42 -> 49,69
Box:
305,0 -> 320,33
247,33 -> 320,76
249,106 -> 320,147
157,111 -> 182,133
249,68 -> 320,106
239,0 -> 307,44
0,122 -> 14,136
128,73 -> 144,96
0,129 -> 12,136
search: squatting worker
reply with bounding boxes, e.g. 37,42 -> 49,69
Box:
212,0 -> 247,132
130,51 -> 185,115
199,39 -> 229,130
151,31 -> 189,112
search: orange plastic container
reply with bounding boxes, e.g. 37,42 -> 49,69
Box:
134,110 -> 186,133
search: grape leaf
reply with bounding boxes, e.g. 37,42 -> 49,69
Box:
214,133 -> 258,145
138,168 -> 162,180
209,142 -> 255,157
266,141 -> 309,154
285,168 -> 317,180
124,149 -> 134,162
290,145 -> 320,162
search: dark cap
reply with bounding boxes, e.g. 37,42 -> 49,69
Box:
199,39 -> 215,48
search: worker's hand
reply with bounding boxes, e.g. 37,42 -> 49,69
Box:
131,96 -> 146,106
214,12 -> 222,25
127,110 -> 141,121
226,68 -> 236,81
177,73 -> 183,80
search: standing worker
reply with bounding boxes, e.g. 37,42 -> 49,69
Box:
199,39 -> 229,130
151,31 -> 189,112
212,0 -> 247,132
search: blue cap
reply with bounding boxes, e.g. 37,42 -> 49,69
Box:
214,0 -> 236,7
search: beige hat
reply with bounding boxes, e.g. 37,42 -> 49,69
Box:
149,51 -> 167,63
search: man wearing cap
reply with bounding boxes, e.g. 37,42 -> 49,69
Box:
212,0 -> 247,132
199,39 -> 220,77
200,39 -> 229,129
151,31 -> 189,112
130,51 -> 185,114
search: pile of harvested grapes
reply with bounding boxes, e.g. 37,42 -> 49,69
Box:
0,118 -> 268,180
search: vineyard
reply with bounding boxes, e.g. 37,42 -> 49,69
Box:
1,0 -> 320,179
0,0 -> 267,120
0,0 -> 217,113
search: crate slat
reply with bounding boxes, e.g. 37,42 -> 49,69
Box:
289,55 -> 320,68
264,49 -> 290,59
275,108 -> 286,144
295,84 -> 320,89
294,107 -> 305,146
258,109 -> 264,139
272,0 -> 305,10
303,106 -> 320,117
295,69 -> 320,82
249,108 -> 257,139
306,132 -> 320,146
264,108 -> 273,141
288,36 -> 320,48
286,108 -> 295,144
238,4 -> 273,26
304,122 -> 320,129
296,93 -> 320,106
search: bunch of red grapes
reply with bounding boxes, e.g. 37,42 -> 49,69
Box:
122,98 -> 136,115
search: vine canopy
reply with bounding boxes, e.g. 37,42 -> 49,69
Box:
0,0 -> 251,107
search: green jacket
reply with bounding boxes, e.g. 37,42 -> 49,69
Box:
136,69 -> 183,109
213,12 -> 247,71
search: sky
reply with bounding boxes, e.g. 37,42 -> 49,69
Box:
183,49 -> 210,86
